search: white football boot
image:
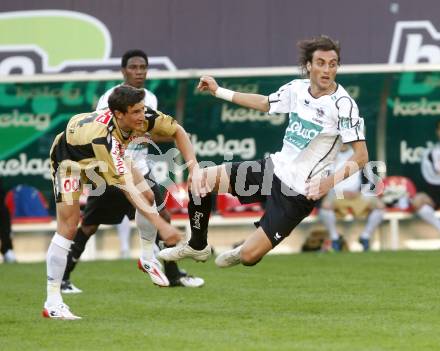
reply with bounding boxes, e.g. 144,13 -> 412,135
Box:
158,243 -> 211,262
170,275 -> 205,288
215,245 -> 242,268
42,303 -> 82,320
138,258 -> 170,287
61,280 -> 83,294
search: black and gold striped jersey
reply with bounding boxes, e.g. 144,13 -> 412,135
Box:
50,107 -> 177,190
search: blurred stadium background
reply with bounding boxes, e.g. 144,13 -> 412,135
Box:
1,0 -> 440,259
1,1 -> 440,349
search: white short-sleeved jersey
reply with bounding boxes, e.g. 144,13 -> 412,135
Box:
96,85 -> 159,175
96,85 -> 158,111
268,79 -> 365,195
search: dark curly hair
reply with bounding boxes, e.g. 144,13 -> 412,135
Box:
298,35 -> 340,76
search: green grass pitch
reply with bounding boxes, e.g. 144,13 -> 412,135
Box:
1,251 -> 439,351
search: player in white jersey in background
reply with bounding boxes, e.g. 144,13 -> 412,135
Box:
62,50 -> 203,292
319,144 -> 385,251
96,51 -> 158,259
159,35 -> 369,267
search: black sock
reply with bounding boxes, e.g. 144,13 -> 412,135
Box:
63,227 -> 91,281
187,191 -> 212,250
164,261 -> 181,281
155,232 -> 181,280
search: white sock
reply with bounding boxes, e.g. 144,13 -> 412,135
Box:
117,216 -> 131,253
4,249 -> 16,262
360,209 -> 384,240
46,233 -> 72,307
319,209 -> 339,240
417,204 -> 440,232
135,210 -> 157,261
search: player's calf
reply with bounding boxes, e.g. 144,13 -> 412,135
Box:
239,248 -> 264,266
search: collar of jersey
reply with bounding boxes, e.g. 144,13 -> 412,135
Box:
307,83 -> 339,100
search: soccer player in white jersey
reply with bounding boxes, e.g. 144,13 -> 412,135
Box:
61,50 -> 204,293
159,35 -> 369,267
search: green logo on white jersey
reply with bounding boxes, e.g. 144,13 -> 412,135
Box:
284,113 -> 323,150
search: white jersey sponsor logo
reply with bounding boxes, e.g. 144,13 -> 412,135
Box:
284,113 -> 322,150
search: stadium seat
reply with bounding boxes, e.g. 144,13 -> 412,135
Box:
379,176 -> 417,212
165,182 -> 189,219
216,193 -> 263,217
5,184 -> 52,224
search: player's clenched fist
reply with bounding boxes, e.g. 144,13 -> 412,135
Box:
197,76 -> 219,95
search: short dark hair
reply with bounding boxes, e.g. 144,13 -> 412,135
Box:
121,49 -> 149,68
108,86 -> 145,114
297,35 -> 341,76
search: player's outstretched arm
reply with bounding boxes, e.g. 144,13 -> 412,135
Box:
173,125 -> 208,197
173,125 -> 198,172
147,110 -> 208,197
198,75 -> 270,112
122,166 -> 183,246
332,140 -> 369,186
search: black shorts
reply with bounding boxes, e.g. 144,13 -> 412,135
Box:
227,158 -> 316,247
82,173 -> 165,225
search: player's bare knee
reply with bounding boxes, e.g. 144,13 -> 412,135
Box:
412,192 -> 434,210
58,223 -> 79,239
376,199 -> 386,210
